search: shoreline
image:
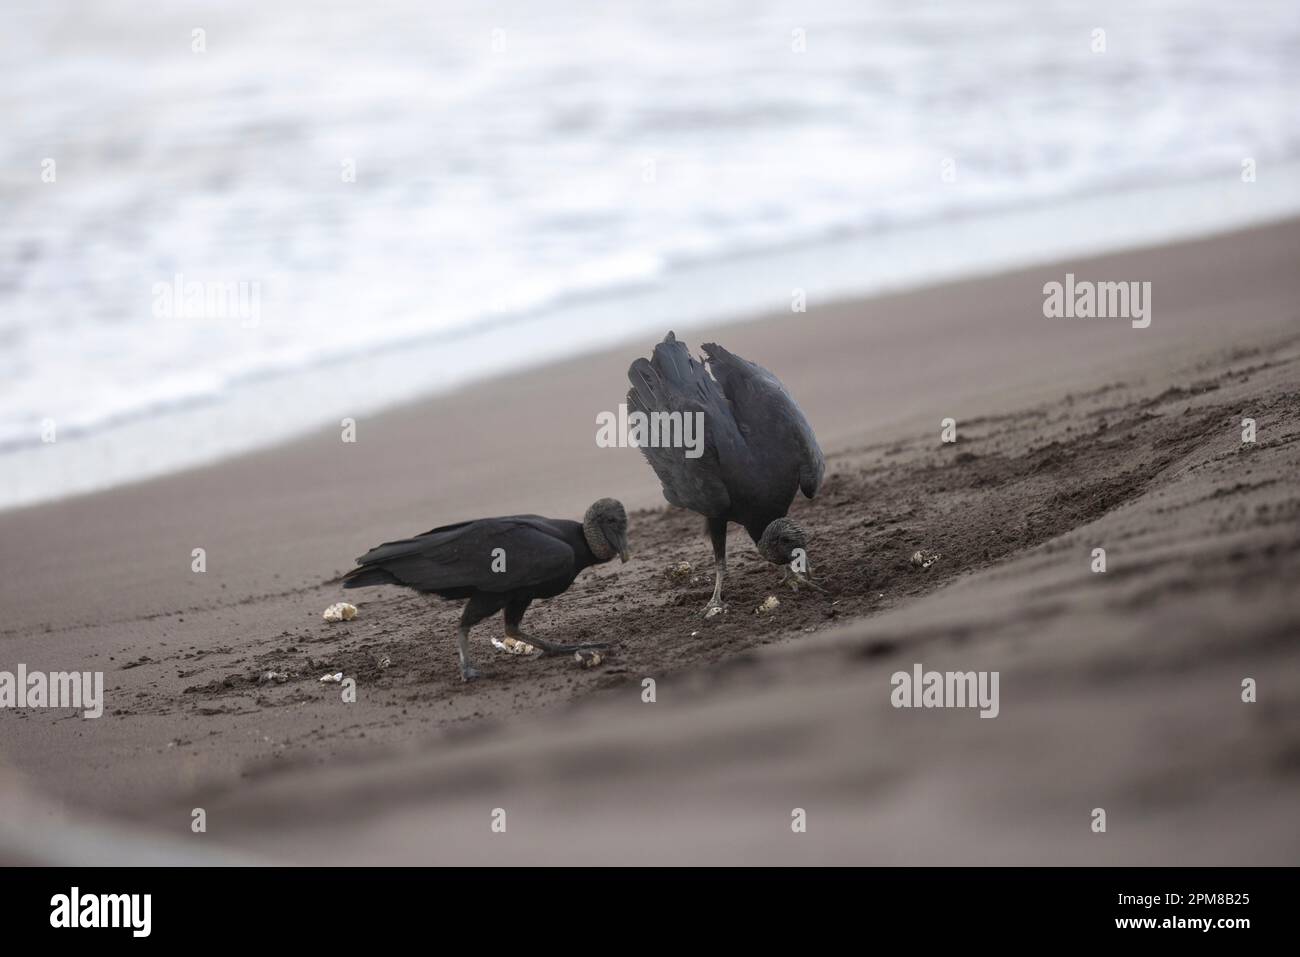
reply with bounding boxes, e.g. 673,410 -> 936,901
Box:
7,165 -> 1300,512
1,218 -> 1299,863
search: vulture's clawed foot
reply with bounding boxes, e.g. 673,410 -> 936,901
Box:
538,641 -> 611,658
702,599 -> 727,620
460,664 -> 488,682
508,632 -> 609,658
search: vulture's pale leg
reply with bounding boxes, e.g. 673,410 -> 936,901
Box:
456,625 -> 484,681
703,517 -> 728,618
457,597 -> 498,681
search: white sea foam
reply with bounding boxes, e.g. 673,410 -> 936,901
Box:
2,0 -> 1299,507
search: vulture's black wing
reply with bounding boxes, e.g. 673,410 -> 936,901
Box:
344,517 -> 575,593
627,332 -> 737,516
701,342 -> 825,499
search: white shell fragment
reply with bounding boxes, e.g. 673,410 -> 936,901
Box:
910,550 -> 940,570
757,595 -> 781,614
323,602 -> 358,622
492,637 -> 536,655
319,672 -> 344,683
573,649 -> 603,668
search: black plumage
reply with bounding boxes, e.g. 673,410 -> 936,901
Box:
627,332 -> 824,614
341,501 -> 628,680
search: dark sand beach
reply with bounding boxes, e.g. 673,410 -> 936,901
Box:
1,219 -> 1298,864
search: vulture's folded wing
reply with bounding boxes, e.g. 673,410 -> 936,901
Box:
702,341 -> 824,498
348,518 -> 575,592
627,332 -> 735,516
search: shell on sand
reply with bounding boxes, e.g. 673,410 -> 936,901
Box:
573,650 -> 603,668
492,637 -> 536,656
664,560 -> 693,583
322,601 -> 358,622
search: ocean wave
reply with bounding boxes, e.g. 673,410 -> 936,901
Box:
2,0 -> 1299,485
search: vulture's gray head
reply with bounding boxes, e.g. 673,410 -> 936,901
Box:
584,498 -> 630,563
758,517 -> 824,591
757,517 -> 807,565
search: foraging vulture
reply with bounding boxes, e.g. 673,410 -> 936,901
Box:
627,332 -> 823,615
340,499 -> 629,680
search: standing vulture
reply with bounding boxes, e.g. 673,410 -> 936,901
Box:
340,499 -> 629,680
627,332 -> 824,616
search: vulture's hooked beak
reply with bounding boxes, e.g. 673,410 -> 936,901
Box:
617,535 -> 631,563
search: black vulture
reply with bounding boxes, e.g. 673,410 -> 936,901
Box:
340,499 -> 629,680
627,331 -> 824,616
